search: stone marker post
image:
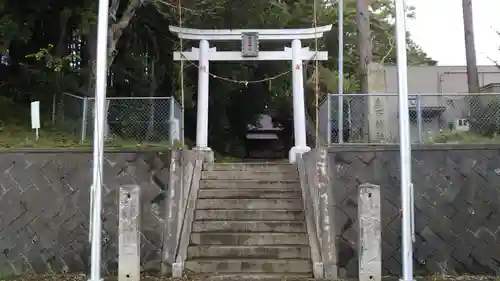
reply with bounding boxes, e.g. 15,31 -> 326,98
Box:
317,148 -> 338,279
358,183 -> 382,281
119,185 -> 141,281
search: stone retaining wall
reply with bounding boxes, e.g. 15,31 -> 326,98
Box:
329,145 -> 500,277
0,149 -> 171,277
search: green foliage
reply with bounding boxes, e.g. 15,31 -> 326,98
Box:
468,98 -> 500,137
425,131 -> 500,144
0,0 -> 437,151
25,44 -> 80,72
426,96 -> 500,142
0,13 -> 32,52
0,125 -> 173,148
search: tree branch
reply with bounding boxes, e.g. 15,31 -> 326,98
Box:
106,0 -> 142,67
110,0 -> 120,20
492,29 -> 500,69
112,0 -> 141,32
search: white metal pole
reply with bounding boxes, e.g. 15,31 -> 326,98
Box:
338,0 -> 344,144
89,0 -> 109,279
394,0 -> 414,280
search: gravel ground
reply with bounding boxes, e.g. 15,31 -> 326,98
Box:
1,273 -> 498,281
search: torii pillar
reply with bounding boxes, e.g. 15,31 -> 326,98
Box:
170,25 -> 332,163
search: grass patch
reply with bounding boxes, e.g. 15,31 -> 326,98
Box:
0,126 -> 176,149
425,131 -> 500,144
214,155 -> 244,163
337,131 -> 500,145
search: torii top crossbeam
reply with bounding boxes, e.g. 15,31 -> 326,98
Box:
169,25 -> 332,41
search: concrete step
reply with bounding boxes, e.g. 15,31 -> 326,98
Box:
197,199 -> 303,210
198,189 -> 302,199
201,180 -> 300,189
201,170 -> 299,181
195,210 -> 305,221
192,221 -> 306,232
190,232 -> 310,245
187,245 -> 311,259
204,163 -> 296,173
203,273 -> 313,281
184,259 -> 312,274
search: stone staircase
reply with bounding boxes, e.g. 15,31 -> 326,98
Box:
184,162 -> 312,278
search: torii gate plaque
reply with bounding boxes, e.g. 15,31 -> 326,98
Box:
169,25 -> 332,163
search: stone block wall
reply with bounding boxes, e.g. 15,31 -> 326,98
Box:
0,149 -> 171,277
5,145 -> 500,278
330,144 -> 500,277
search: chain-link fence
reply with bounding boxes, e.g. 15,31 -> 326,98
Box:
326,93 -> 500,144
54,93 -> 183,145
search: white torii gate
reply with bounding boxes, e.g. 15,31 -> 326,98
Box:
169,25 -> 332,163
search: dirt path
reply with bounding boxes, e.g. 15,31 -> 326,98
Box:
2,273 -> 498,281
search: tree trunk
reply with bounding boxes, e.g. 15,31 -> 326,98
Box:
85,0 -> 142,141
146,57 -> 157,141
462,0 -> 482,134
53,8 -> 71,125
355,0 -> 372,140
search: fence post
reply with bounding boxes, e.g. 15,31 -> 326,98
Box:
81,97 -> 88,143
410,182 -> 415,243
180,100 -> 185,145
169,97 -> 175,146
416,95 -> 423,143
327,94 -> 331,144
338,93 -> 344,144
358,183 -> 382,281
52,92 -> 57,125
119,184 -> 141,281
347,99 -> 352,139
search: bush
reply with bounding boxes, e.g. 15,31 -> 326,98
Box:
468,97 -> 500,137
425,131 -> 500,144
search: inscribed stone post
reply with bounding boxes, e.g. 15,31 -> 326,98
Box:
119,184 -> 141,281
367,62 -> 391,142
358,183 -> 381,281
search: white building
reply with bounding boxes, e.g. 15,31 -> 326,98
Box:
318,63 -> 500,143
